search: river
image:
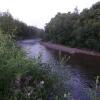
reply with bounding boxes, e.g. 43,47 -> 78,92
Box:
18,39 -> 100,100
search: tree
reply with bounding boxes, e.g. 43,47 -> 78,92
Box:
45,1 -> 100,51
0,12 -> 16,35
0,11 -> 44,39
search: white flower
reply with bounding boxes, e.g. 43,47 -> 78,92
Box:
40,80 -> 44,85
28,93 -> 30,96
64,93 -> 67,98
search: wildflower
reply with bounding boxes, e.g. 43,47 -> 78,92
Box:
28,93 -> 30,96
40,80 -> 44,85
64,93 -> 67,98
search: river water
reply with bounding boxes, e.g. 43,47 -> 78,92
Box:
18,39 -> 100,100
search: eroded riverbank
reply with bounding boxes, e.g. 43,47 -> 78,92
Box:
42,42 -> 100,68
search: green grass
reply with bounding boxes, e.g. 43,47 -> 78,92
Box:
0,33 -> 58,100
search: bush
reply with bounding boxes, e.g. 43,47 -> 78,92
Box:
0,33 -> 58,100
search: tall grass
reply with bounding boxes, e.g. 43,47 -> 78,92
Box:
0,32 -> 58,100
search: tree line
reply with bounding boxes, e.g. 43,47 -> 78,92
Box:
45,2 -> 100,51
0,11 -> 44,39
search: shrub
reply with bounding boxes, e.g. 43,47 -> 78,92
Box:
0,33 -> 57,100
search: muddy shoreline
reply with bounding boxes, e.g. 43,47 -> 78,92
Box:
41,42 -> 100,68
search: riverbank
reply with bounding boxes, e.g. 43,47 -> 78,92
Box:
0,34 -> 60,100
41,42 -> 100,67
41,42 -> 100,56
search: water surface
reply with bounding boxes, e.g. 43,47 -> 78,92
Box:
18,39 -> 100,100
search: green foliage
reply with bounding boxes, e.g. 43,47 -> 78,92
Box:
0,12 -> 15,35
0,32 -> 58,100
45,1 -> 100,51
0,11 -> 44,39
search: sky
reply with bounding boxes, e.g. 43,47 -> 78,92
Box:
0,0 -> 99,29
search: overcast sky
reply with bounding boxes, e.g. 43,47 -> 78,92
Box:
0,0 -> 99,28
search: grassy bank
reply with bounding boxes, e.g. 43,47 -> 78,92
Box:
0,32 -> 59,100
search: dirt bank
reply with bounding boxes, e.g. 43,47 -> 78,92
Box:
41,42 -> 100,56
41,42 -> 100,67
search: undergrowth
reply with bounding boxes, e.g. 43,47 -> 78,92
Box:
0,33 -> 58,100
